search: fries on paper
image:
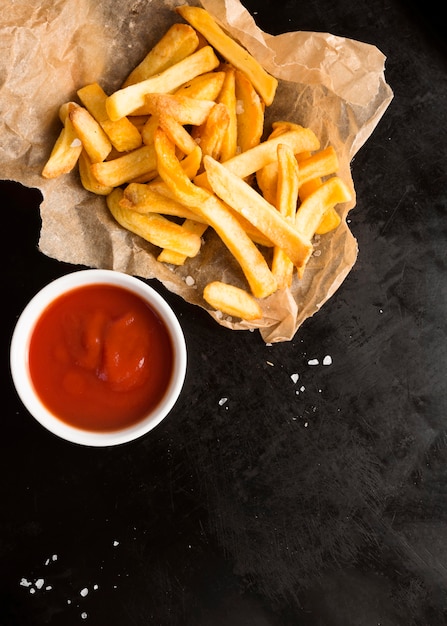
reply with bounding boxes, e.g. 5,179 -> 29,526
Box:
42,3 -> 354,325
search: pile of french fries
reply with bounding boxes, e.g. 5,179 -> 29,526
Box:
42,5 -> 352,322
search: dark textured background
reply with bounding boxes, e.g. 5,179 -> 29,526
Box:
2,1 -> 447,624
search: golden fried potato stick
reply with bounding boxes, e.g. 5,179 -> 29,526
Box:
91,144 -> 157,187
203,155 -> 312,271
297,149 -> 341,234
271,144 -> 300,289
295,176 -> 352,241
195,125 -> 320,188
42,104 -> 82,178
68,104 -> 112,164
203,281 -> 263,321
191,102 -> 230,161
174,71 -> 226,101
122,24 -> 200,87
158,113 -> 198,155
157,219 -> 209,265
77,83 -> 142,152
154,129 -> 277,298
216,66 -> 237,161
106,46 -> 220,120
144,93 -> 215,126
176,5 -> 278,105
78,150 -> 114,196
235,69 -> 264,153
120,183 -> 207,222
107,188 -> 202,258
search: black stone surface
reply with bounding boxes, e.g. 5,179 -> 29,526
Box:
1,1 -> 446,624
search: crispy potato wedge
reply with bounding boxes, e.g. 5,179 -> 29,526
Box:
203,281 -> 263,321
106,46 -> 220,120
107,188 -> 202,258
122,23 -> 200,87
176,5 -> 278,105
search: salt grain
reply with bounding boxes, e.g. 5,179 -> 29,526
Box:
70,138 -> 82,148
80,587 -> 89,597
290,373 -> 299,384
323,355 -> 332,366
308,359 -> 319,366
185,275 -> 195,286
218,397 -> 228,406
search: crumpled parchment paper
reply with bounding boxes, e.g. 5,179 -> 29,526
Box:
0,0 -> 393,342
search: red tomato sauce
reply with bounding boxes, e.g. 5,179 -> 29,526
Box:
28,283 -> 174,432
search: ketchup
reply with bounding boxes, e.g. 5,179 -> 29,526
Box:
28,283 -> 174,432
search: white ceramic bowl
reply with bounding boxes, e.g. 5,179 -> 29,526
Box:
10,269 -> 187,446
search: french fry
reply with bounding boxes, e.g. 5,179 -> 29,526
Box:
78,150 -> 114,196
203,281 -> 263,321
235,69 -> 264,153
295,176 -> 352,240
203,154 -> 312,271
77,83 -> 142,152
157,219 -> 209,265
195,126 -> 320,188
106,46 -> 220,120
69,104 -> 112,163
42,111 -> 82,178
174,71 -> 226,101
107,188 -> 202,258
141,115 -> 159,146
154,128 -> 277,298
271,144 -> 300,289
91,144 -> 158,187
176,5 -> 278,105
120,182 -> 207,222
216,65 -> 237,161
158,113 -> 198,155
191,103 -> 230,161
122,24 -> 200,87
144,93 -> 215,126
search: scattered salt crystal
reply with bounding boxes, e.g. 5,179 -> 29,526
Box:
218,397 -> 228,406
45,586 -> 52,591
300,385 -> 305,392
323,355 -> 332,366
35,579 -> 44,590
70,138 -> 82,148
266,361 -> 274,366
30,588 -> 36,594
93,584 -> 99,590
20,578 -> 32,587
80,587 -> 89,597
308,359 -> 319,366
185,275 -> 195,286
313,249 -> 321,257
304,422 -> 308,428
81,612 -> 88,619
236,100 -> 245,114
290,373 -> 299,384
113,540 -> 119,547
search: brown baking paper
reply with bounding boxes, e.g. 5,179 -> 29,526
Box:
0,0 -> 393,343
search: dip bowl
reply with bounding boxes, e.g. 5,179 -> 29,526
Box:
10,269 -> 187,446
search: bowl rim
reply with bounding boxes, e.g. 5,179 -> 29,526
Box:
10,269 -> 187,447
